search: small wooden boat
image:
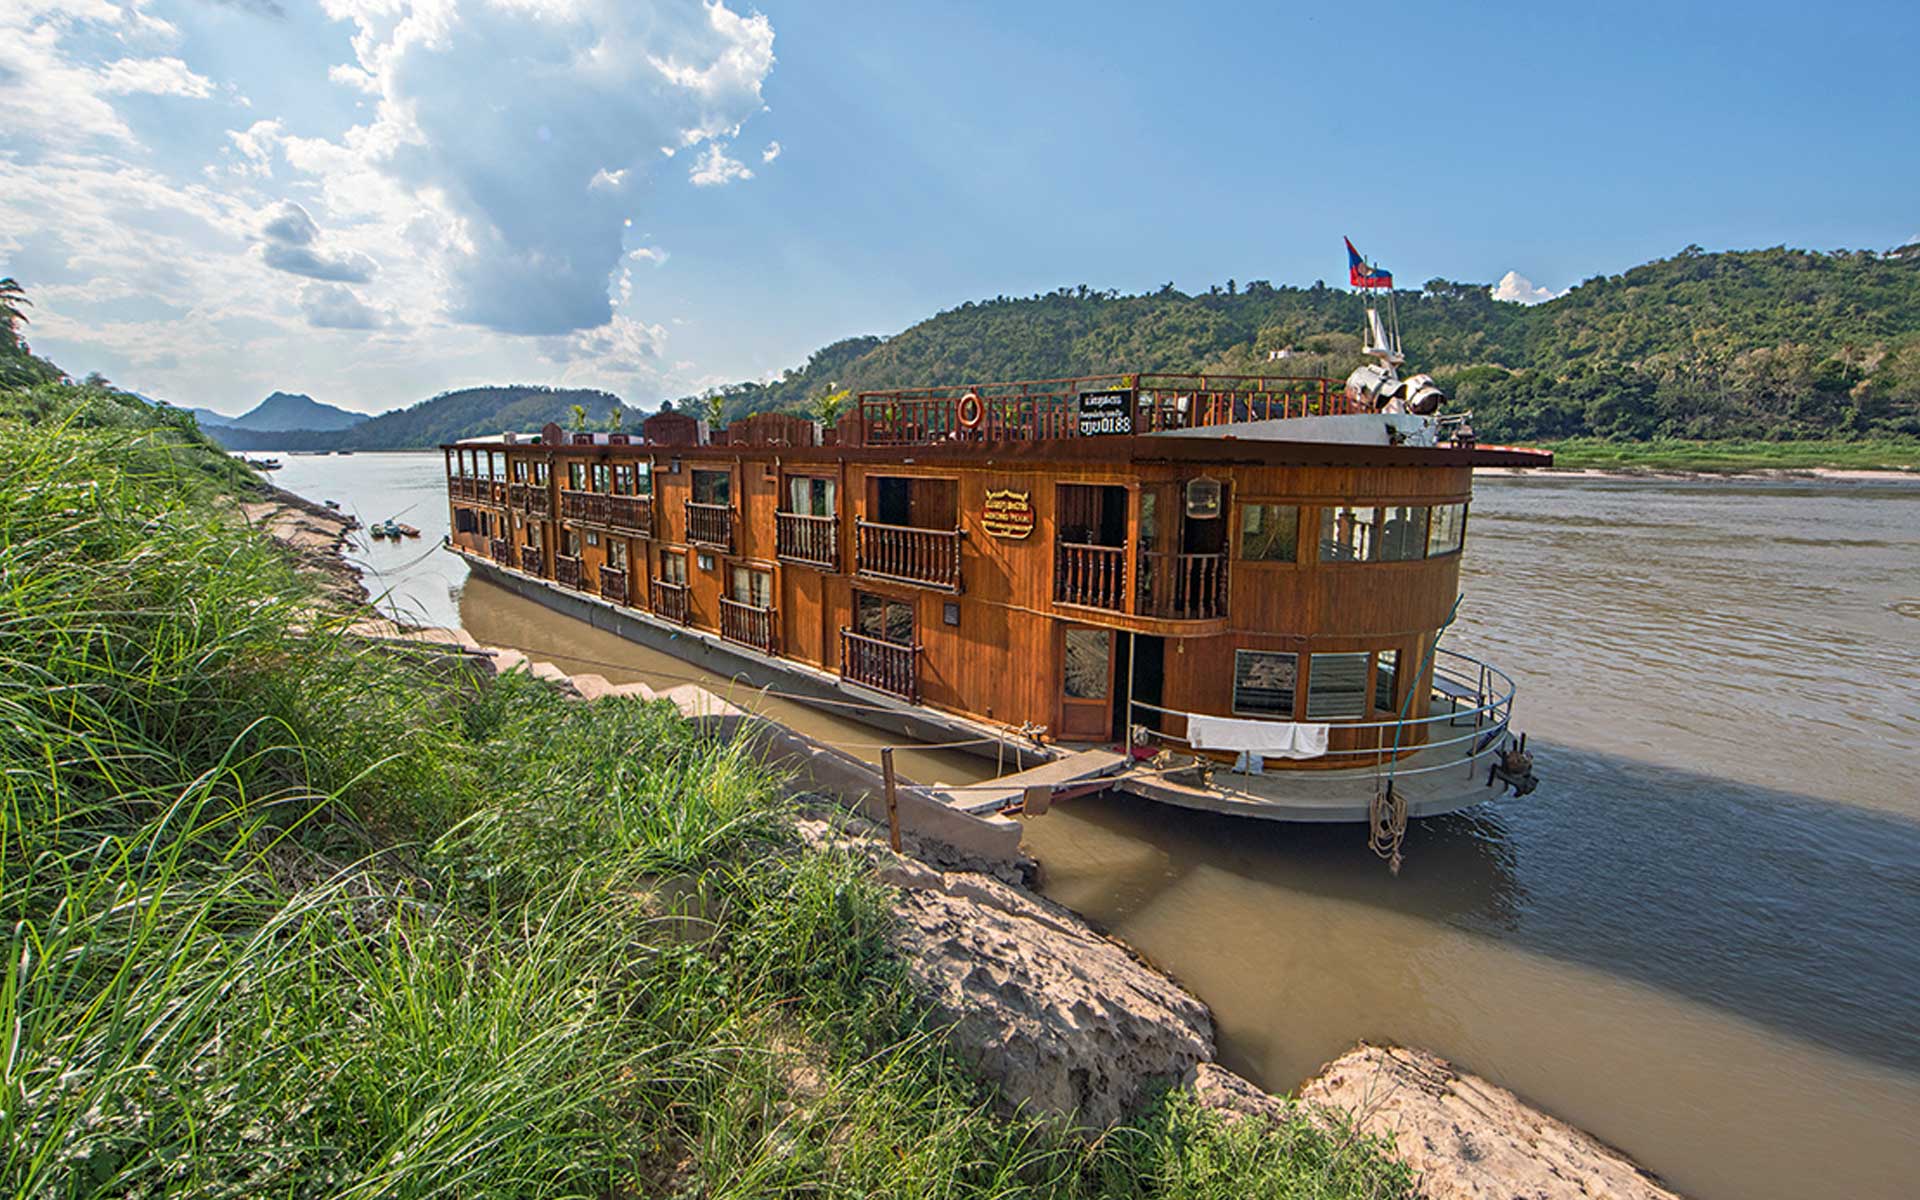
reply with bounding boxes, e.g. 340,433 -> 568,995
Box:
369,523 -> 389,539
395,523 -> 421,538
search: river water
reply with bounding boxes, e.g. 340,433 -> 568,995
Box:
267,452 -> 1920,1200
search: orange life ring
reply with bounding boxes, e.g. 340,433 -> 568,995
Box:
957,392 -> 984,430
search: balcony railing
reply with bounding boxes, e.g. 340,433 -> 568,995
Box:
449,477 -> 478,502
607,494 -> 653,536
776,511 -> 838,570
652,578 -> 690,624
686,501 -> 733,550
489,537 -> 510,564
840,627 -> 921,702
1136,550 -> 1228,620
518,543 -> 545,577
508,482 -> 552,517
554,554 -> 582,590
855,520 -> 962,591
560,490 -> 607,525
599,565 -> 629,605
719,597 -> 776,654
1055,542 -> 1127,611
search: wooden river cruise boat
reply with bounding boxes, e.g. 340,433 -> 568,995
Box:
443,348 -> 1549,825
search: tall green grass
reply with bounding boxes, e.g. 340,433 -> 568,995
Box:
0,398 -> 1414,1198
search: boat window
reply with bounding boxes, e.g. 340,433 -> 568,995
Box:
1307,652 -> 1370,720
523,522 -> 542,549
585,531 -> 599,547
1138,491 -> 1158,550
634,461 -> 651,496
697,551 -> 716,572
787,475 -> 836,516
693,469 -> 731,506
563,528 -> 582,557
1239,504 -> 1300,562
660,550 -> 687,585
1380,506 -> 1431,561
592,463 -> 611,493
1428,503 -> 1467,556
856,592 -> 915,645
512,460 -> 528,483
613,464 -> 636,495
1232,650 -> 1297,718
454,509 -> 475,533
608,539 -> 627,570
730,565 -> 771,608
1374,649 -> 1400,713
1063,629 -> 1110,699
533,461 -> 549,486
1319,506 -> 1380,561
567,462 -> 586,491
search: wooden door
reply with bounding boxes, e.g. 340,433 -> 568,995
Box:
1058,625 -> 1115,741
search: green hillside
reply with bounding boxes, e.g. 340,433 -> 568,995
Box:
205,384 -> 645,451
698,244 -> 1920,443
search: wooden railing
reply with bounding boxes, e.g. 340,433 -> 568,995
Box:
508,482 -> 552,517
1137,550 -> 1229,619
554,554 -> 582,590
517,543 -> 544,577
489,537 -> 510,564
599,565 -> 629,605
776,511 -> 838,569
449,478 -> 480,502
560,490 -> 607,524
651,578 -> 689,624
855,520 -> 962,591
686,501 -> 733,550
840,627 -> 921,702
1055,542 -> 1127,611
607,494 -> 652,536
719,598 -> 776,654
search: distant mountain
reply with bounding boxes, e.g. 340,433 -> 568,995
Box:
230,391 -> 367,433
695,243 -> 1920,442
204,385 -> 644,451
188,406 -> 235,428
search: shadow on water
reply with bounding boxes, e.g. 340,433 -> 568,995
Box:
1061,738 -> 1920,1076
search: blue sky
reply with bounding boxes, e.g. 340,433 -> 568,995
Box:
3,1 -> 1915,416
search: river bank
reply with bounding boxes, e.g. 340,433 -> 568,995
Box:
1527,436 -> 1920,473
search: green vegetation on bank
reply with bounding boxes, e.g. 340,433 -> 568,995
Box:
1536,437 -> 1920,473
698,244 -> 1920,445
1,340 -> 1413,1192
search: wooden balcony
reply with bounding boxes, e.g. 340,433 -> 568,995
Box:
719,597 -> 776,654
855,520 -> 962,591
685,501 -> 733,551
651,578 -> 690,624
599,565 -> 629,605
554,554 -> 582,590
840,627 -> 921,702
489,537 -> 510,565
1055,542 -> 1127,611
517,543 -> 545,577
776,511 -> 838,570
560,489 -> 607,524
509,482 -> 552,517
1136,551 -> 1228,620
607,494 -> 653,537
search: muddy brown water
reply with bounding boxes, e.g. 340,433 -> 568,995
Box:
269,453 -> 1920,1200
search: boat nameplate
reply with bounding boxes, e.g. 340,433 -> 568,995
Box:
981,488 -> 1036,539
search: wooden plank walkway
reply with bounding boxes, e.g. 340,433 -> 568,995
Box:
927,748 -> 1130,814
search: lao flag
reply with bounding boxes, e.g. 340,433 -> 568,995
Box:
1346,237 -> 1393,289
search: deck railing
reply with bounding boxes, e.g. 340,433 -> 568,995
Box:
855,520 -> 962,591
651,578 -> 690,624
599,565 -> 629,605
517,543 -> 544,577
856,372 -> 1364,447
508,482 -> 552,517
685,501 -> 733,550
489,537 -> 510,564
1136,550 -> 1229,620
1055,542 -> 1127,611
776,511 -> 839,570
554,554 -> 582,590
450,478 -> 481,502
840,627 -> 921,702
607,494 -> 652,536
560,490 -> 607,524
719,597 -> 776,654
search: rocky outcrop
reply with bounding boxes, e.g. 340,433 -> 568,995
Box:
1298,1044 -> 1684,1200
798,818 -> 1213,1127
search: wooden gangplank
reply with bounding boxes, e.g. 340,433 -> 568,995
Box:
926,748 -> 1130,815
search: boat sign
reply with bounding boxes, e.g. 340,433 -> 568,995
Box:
1077,388 -> 1134,436
981,488 -> 1036,539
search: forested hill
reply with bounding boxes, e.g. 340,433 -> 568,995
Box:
703,244 -> 1920,442
204,385 -> 645,451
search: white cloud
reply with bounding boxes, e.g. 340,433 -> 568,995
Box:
258,201 -> 379,283
1491,270 -> 1567,305
761,139 -> 781,163
689,141 -> 751,186
96,55 -> 214,98
300,282 -> 383,329
628,245 -> 669,264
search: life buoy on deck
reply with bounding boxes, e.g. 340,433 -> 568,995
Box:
957,391 -> 984,431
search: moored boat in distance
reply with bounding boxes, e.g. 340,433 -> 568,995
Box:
442,323 -> 1547,829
